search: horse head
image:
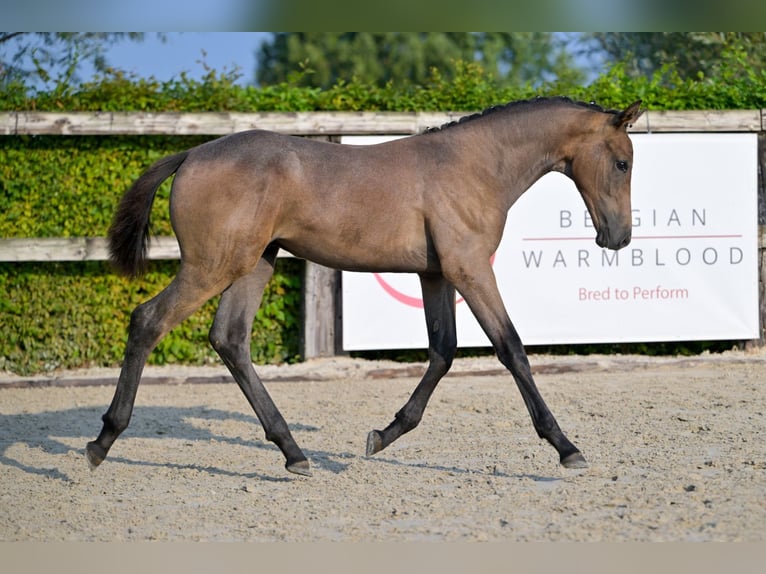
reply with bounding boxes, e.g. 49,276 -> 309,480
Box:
564,100 -> 643,250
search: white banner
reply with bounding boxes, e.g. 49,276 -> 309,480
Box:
341,133 -> 759,350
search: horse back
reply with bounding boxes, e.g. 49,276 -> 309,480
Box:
172,130 -> 446,273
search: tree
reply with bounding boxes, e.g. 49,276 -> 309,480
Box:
584,32 -> 766,79
0,33 -> 149,87
256,32 -> 584,88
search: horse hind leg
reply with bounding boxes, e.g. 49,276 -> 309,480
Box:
209,245 -> 310,476
86,265 -> 229,469
367,273 -> 458,456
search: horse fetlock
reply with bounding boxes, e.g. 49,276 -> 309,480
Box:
101,413 -> 130,438
264,421 -> 292,445
394,407 -> 422,434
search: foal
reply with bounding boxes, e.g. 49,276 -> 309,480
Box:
87,97 -> 643,476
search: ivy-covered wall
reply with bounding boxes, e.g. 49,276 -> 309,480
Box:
2,59 -> 765,374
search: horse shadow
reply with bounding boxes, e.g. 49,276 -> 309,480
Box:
1,398 -> 564,484
0,402 -> 358,483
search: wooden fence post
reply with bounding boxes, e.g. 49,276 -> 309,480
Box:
301,262 -> 343,359
755,133 -> 766,346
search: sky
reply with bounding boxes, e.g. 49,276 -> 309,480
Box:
82,33 -> 271,86
8,0 -> 760,32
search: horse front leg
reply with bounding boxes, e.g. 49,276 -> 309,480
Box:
448,263 -> 587,469
366,273 -> 458,456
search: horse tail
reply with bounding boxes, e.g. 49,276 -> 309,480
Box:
108,151 -> 189,277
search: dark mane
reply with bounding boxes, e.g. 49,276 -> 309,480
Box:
422,96 -> 619,134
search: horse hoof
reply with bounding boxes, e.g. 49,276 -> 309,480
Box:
366,430 -> 383,456
286,459 -> 312,477
561,451 -> 588,469
85,442 -> 105,470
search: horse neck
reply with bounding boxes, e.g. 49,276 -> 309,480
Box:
472,105 -> 594,209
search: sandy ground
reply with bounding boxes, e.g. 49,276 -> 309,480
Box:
1,351 -> 765,542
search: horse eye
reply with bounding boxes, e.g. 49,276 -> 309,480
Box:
615,160 -> 629,173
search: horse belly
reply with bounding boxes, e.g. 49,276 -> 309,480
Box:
277,214 -> 432,273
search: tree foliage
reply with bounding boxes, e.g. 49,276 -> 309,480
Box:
585,32 -> 766,80
256,32 -> 585,88
0,32 -> 148,88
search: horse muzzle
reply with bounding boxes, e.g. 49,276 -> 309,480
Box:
596,227 -> 632,250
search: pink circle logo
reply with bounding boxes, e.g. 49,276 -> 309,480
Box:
372,254 -> 496,309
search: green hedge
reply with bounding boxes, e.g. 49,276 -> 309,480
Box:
0,135 -> 208,238
0,259 -> 302,375
2,58 -> 765,374
4,54 -> 766,113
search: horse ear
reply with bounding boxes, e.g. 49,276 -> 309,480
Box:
612,100 -> 643,129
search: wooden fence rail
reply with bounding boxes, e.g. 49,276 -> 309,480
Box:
3,109 -> 765,136
3,110 -> 766,354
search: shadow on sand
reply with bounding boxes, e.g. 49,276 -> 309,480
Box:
1,402 -> 562,484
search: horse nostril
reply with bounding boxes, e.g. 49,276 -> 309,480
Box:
618,232 -> 632,249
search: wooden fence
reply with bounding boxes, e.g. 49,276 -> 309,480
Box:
2,109 -> 766,355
